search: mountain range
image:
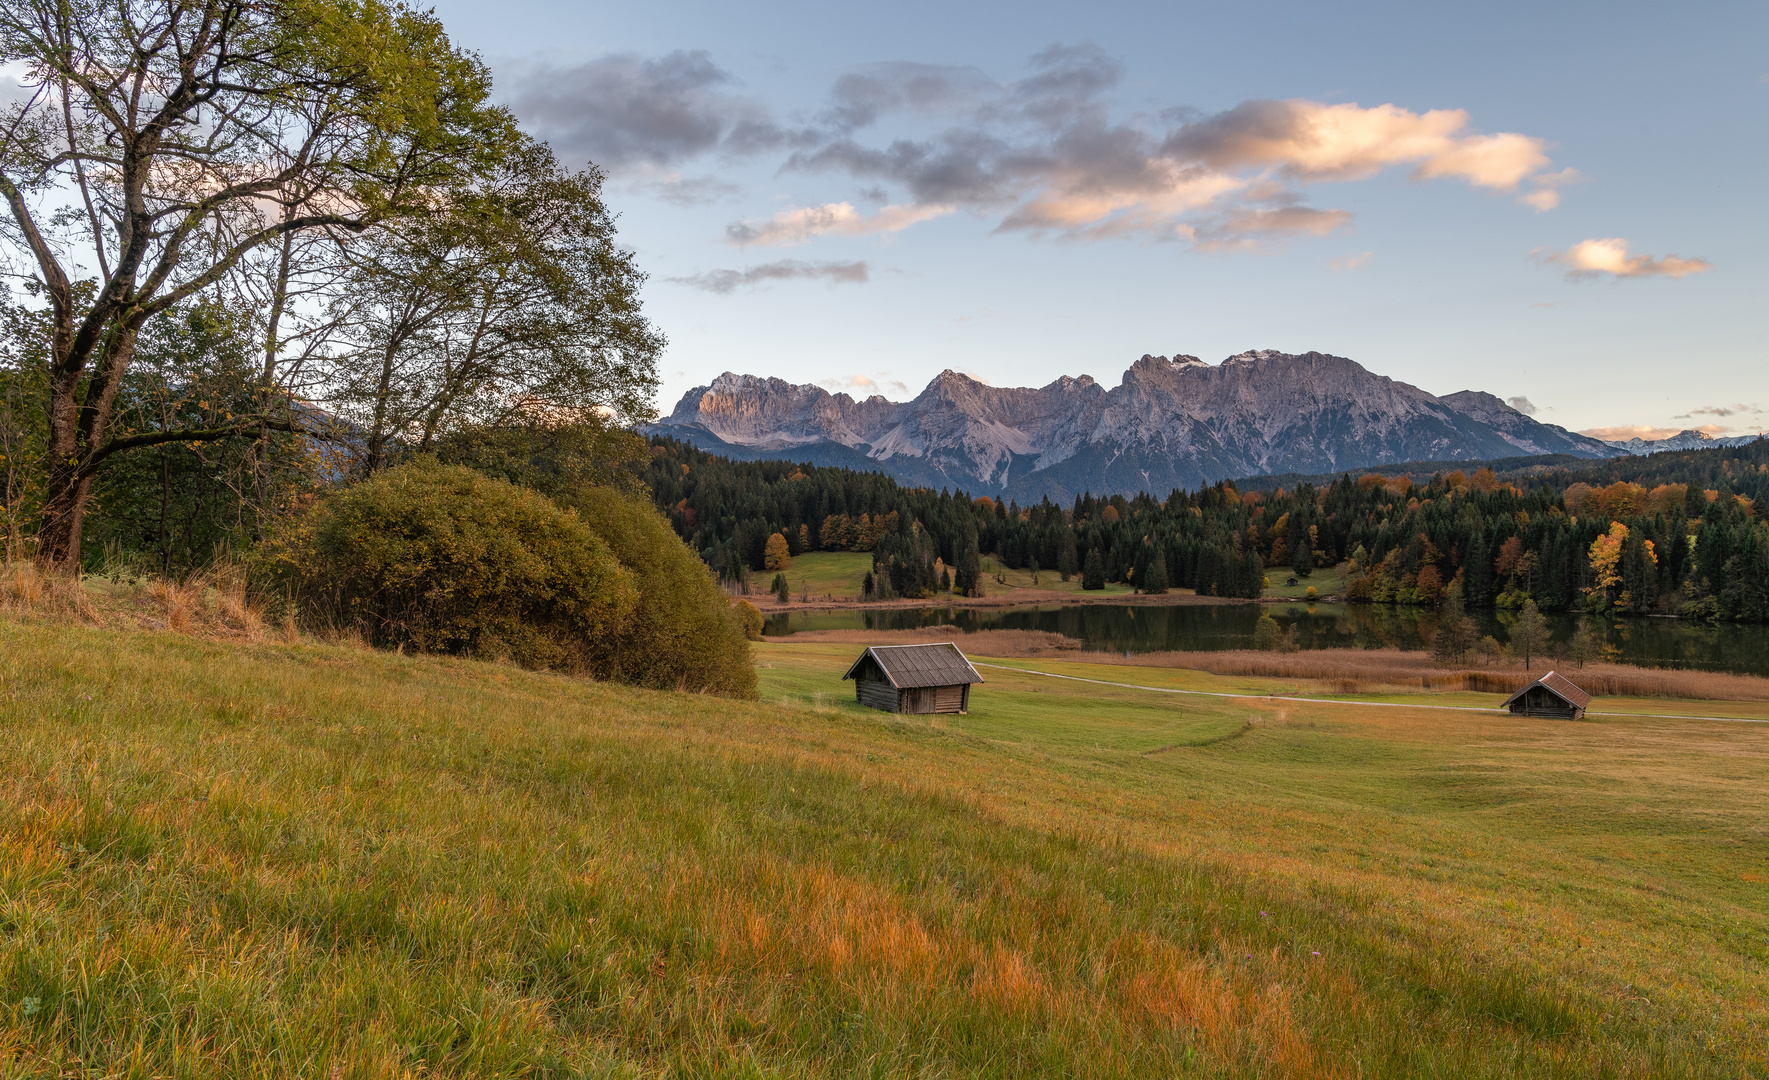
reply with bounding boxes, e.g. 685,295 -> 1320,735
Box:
651,350 -> 1633,502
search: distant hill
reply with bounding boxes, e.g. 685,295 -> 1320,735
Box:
651,350 -> 1624,501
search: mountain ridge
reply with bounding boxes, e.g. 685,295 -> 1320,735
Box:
653,350 -> 1626,501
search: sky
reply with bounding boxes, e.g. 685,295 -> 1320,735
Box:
429,0 -> 1768,442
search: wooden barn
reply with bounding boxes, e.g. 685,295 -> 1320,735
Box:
1502,671 -> 1591,720
843,643 -> 984,715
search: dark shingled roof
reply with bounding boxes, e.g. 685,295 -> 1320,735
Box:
1502,670 -> 1592,711
842,643 -> 985,689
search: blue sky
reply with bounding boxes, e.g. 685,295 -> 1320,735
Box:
431,0 -> 1767,441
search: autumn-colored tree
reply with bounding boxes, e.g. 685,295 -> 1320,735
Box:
1586,522 -> 1629,609
1471,467 -> 1499,493
763,532 -> 790,570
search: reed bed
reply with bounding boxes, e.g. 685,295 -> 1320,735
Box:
1071,646 -> 1769,701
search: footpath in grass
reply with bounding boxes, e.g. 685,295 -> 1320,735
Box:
2,618 -> 1767,1077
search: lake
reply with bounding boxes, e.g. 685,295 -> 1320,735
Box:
762,602 -> 1769,677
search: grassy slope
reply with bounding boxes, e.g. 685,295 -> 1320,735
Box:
2,621 -> 1767,1077
774,551 -> 875,599
976,555 -> 1137,598
1262,562 -> 1350,599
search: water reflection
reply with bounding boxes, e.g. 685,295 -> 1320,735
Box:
762,602 -> 1769,677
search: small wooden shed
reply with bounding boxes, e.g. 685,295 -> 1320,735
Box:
843,643 -> 984,714
1502,671 -> 1591,720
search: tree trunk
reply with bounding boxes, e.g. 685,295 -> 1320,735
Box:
37,325 -> 141,571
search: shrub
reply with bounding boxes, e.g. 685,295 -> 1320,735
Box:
735,600 -> 764,641
561,486 -> 757,698
278,461 -> 637,669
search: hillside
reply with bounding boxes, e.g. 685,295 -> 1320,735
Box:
3,616 -> 1766,1076
652,351 -> 1623,502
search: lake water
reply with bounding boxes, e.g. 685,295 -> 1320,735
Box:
762,602 -> 1769,677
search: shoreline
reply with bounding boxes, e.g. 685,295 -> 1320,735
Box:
734,588 -> 1265,614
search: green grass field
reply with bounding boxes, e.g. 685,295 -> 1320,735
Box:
3,616 -> 1767,1076
1262,561 -> 1350,599
775,551 -> 876,599
976,554 -> 1137,598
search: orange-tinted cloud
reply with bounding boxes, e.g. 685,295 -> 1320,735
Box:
1537,238 -> 1712,280
726,201 -> 952,246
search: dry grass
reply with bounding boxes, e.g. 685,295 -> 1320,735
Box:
3,559 -> 269,640
1068,646 -> 1769,701
6,622 -> 1765,1076
782,625 -> 1769,701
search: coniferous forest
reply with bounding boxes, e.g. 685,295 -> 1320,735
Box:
645,435 -> 1769,622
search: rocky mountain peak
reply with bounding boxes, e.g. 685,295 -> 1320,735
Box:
655,349 -> 1631,501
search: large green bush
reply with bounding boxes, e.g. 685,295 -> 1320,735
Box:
561,486 -> 756,698
283,461 -> 636,670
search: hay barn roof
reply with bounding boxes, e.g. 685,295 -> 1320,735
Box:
842,643 -> 985,689
1502,671 -> 1592,711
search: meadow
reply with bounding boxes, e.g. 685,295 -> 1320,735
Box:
1,612 -> 1767,1077
1260,562 -> 1350,600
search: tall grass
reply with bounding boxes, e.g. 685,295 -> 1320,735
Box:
2,620 -> 1767,1076
1079,646 -> 1769,700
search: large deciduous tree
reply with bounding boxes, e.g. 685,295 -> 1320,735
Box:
327,142 -> 661,474
0,0 -> 518,568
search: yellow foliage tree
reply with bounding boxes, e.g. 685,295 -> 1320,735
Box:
1586,521 -> 1628,607
764,532 -> 791,570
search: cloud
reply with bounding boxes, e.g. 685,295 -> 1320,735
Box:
1506,396 -> 1538,415
1162,99 -> 1549,189
1536,238 -> 1713,280
1528,300 -> 1575,309
1578,424 -> 1731,441
1328,250 -> 1374,272
780,47 -> 1568,246
502,51 -> 807,172
666,260 -> 870,294
818,372 -> 910,396
518,45 -> 1573,251
726,202 -> 953,246
1674,403 -> 1761,419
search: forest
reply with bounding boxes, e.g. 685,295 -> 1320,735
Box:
644,435 -> 1769,621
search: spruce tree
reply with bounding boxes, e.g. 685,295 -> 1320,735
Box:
1082,547 -> 1106,590
1143,551 -> 1169,594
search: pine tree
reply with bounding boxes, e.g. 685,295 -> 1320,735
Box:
1082,547 -> 1106,590
1142,550 -> 1168,594
862,570 -> 874,599
772,572 -> 790,603
940,567 -> 951,592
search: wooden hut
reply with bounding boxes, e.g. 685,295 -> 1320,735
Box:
1502,671 -> 1591,719
843,643 -> 984,714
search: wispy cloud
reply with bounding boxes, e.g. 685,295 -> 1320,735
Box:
1328,250 -> 1374,272
1535,238 -> 1712,280
726,201 -> 953,246
666,259 -> 870,293
1673,403 -> 1761,419
1506,396 -> 1537,415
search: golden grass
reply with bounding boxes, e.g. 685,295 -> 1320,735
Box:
1070,646 -> 1769,701
2,621 -> 1768,1076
